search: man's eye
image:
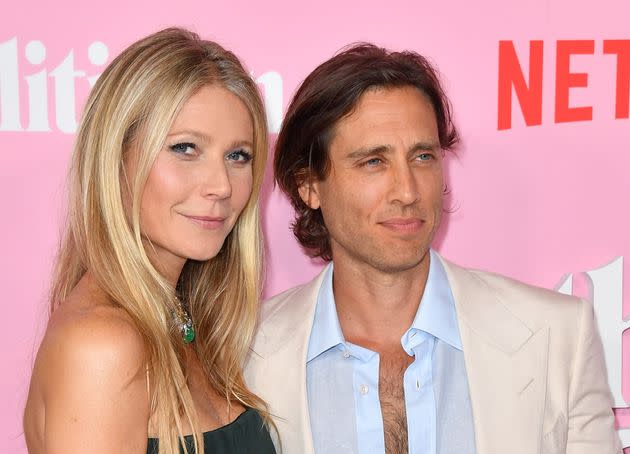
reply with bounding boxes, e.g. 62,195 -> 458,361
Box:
418,153 -> 434,161
226,149 -> 253,163
169,142 -> 196,155
364,158 -> 382,167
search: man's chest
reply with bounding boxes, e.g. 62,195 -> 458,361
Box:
379,350 -> 415,454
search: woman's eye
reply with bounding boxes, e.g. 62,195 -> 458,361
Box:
226,149 -> 253,163
169,142 -> 196,155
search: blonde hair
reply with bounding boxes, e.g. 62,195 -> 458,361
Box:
50,28 -> 269,453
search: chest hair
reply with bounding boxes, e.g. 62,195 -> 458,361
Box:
379,350 -> 414,454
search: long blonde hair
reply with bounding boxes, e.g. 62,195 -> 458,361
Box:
50,28 -> 269,453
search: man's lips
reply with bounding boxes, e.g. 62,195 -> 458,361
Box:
181,214 -> 227,229
379,217 -> 425,232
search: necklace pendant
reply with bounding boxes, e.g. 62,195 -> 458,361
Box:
182,323 -> 195,344
174,299 -> 195,344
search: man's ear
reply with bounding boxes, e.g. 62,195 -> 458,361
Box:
297,174 -> 321,210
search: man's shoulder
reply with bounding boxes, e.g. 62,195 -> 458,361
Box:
260,284 -> 309,320
469,266 -> 576,304
248,268 -> 328,360
445,258 -> 585,324
258,265 -> 329,327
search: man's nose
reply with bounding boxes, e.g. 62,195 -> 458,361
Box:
390,162 -> 419,206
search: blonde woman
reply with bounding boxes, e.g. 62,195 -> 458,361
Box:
23,28 -> 276,454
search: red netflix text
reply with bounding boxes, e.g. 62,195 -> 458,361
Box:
497,40 -> 630,130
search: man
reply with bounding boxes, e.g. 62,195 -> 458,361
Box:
244,44 -> 621,454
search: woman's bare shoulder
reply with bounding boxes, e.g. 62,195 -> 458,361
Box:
27,274 -> 150,452
41,275 -> 146,380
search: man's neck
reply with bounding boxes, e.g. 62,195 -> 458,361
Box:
332,252 -> 431,350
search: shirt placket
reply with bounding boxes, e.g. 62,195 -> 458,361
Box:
404,333 -> 436,454
348,343 -> 385,454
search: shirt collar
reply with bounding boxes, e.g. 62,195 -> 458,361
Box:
307,249 -> 462,363
307,264 -> 344,362
404,249 -> 462,352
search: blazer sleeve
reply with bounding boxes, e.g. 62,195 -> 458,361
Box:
566,298 -> 622,454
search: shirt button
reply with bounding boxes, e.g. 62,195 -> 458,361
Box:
410,332 -> 417,338
359,384 -> 369,395
343,350 -> 350,358
416,379 -> 421,390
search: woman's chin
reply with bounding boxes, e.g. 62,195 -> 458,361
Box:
184,246 -> 225,263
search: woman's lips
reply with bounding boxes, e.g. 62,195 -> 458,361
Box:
182,214 -> 226,229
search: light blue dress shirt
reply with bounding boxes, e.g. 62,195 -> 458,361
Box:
306,250 -> 476,454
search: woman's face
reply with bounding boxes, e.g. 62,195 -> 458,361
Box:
129,85 -> 255,282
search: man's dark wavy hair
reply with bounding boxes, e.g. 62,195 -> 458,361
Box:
274,43 -> 460,261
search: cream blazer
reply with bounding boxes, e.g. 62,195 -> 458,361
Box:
244,255 -> 621,454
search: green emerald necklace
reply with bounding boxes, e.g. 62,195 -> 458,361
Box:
174,298 -> 195,344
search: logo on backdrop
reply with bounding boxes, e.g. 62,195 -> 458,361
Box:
497,40 -> 630,130
556,256 -> 630,447
0,37 -> 283,134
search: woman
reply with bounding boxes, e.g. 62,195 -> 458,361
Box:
23,28 -> 276,454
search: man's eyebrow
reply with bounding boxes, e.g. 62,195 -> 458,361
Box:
409,141 -> 440,152
346,141 -> 440,160
346,145 -> 391,160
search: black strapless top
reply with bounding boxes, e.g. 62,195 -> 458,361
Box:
146,408 -> 276,453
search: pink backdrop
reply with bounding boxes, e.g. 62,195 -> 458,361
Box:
2,0 -> 629,451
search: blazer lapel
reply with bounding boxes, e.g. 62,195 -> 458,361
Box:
440,257 -> 549,454
249,266 -> 330,454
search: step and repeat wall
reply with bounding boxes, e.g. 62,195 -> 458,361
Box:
2,0 -> 628,450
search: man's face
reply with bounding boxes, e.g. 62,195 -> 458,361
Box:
299,86 -> 444,273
